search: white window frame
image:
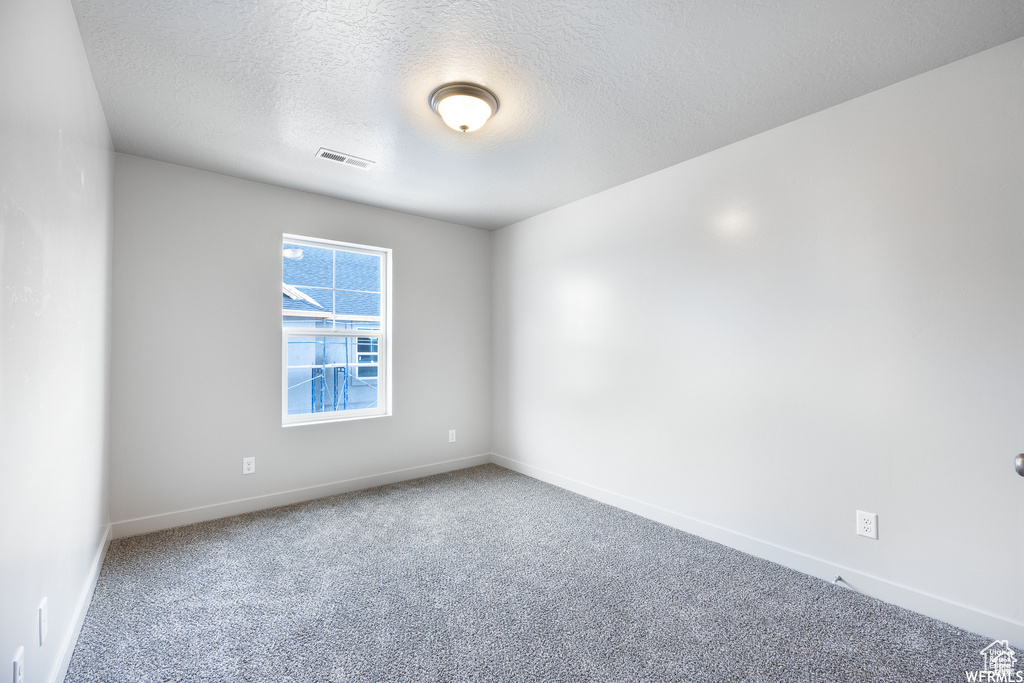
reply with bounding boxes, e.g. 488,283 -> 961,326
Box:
282,234 -> 392,426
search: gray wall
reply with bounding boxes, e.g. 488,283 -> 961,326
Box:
0,0 -> 114,680
110,155 -> 492,534
492,38 -> 1024,643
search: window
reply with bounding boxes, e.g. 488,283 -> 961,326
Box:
282,234 -> 391,425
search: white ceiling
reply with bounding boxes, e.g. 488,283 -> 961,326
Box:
71,0 -> 1024,230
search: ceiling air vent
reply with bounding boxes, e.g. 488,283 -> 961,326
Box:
316,147 -> 376,170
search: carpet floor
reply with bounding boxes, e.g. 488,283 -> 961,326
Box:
65,464 -> 989,682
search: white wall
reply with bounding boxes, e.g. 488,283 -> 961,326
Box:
0,0 -> 114,681
110,155 -> 491,534
493,38 -> 1024,643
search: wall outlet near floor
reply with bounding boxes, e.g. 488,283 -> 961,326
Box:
856,510 -> 878,539
449,429 -> 456,443
38,597 -> 47,645
242,457 -> 255,475
13,646 -> 24,683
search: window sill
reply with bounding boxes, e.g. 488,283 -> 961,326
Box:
282,410 -> 391,428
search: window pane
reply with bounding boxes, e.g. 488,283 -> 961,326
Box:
284,243 -> 381,324
335,290 -> 380,318
282,285 -> 332,314
335,250 -> 381,293
286,336 -> 379,415
282,316 -> 334,329
283,243 -> 333,288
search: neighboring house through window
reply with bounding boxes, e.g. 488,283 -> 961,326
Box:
282,234 -> 391,425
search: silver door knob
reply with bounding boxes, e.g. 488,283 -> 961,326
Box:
1017,454 -> 1024,477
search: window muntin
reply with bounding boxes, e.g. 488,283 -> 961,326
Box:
282,235 -> 391,425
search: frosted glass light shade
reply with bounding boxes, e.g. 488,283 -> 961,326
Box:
437,94 -> 492,132
429,83 -> 499,133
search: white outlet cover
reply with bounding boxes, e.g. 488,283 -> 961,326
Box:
856,510 -> 878,540
449,429 -> 456,442
242,457 -> 255,475
13,646 -> 24,683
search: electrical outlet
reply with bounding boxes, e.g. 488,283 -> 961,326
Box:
448,429 -> 456,443
242,457 -> 255,475
38,598 -> 47,645
856,510 -> 878,539
13,646 -> 23,683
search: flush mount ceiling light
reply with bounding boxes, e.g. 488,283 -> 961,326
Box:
429,83 -> 499,133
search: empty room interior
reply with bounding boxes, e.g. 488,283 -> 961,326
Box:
3,0 -> 1024,681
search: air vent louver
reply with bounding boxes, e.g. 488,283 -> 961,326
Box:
343,157 -> 372,169
316,147 -> 375,170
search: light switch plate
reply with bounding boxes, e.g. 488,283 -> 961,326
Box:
39,598 -> 47,645
13,646 -> 24,683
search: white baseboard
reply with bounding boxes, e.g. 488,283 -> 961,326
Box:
111,454 -> 491,539
490,453 -> 1024,647
52,523 -> 111,683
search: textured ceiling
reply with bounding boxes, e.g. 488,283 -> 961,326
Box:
72,0 -> 1024,230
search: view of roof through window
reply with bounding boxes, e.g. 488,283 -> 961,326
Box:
282,242 -> 381,323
